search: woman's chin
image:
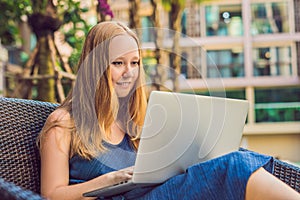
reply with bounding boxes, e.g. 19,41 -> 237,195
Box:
115,85 -> 137,98
116,90 -> 131,98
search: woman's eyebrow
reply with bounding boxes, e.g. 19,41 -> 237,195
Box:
131,56 -> 140,60
113,56 -> 140,60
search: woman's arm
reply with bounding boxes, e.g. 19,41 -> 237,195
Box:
40,110 -> 133,200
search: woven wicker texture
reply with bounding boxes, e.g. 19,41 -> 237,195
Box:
0,97 -> 58,194
0,178 -> 44,200
273,159 -> 300,192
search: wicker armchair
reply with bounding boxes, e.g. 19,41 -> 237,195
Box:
0,97 -> 299,199
0,97 -> 58,199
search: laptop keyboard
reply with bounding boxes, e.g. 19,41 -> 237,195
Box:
113,180 -> 129,186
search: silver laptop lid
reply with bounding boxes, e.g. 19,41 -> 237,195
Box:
132,91 -> 249,183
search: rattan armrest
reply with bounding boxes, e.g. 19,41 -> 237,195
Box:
272,158 -> 300,192
0,178 -> 45,200
239,148 -> 300,193
0,97 -> 58,194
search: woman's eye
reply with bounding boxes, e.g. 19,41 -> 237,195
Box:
112,61 -> 124,66
131,61 -> 139,66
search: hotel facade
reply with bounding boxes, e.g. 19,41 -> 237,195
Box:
110,0 -> 300,162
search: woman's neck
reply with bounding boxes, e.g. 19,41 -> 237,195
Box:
104,98 -> 129,145
106,122 -> 126,145
117,96 -> 130,126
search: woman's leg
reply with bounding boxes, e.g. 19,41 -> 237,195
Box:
134,151 -> 274,200
126,150 -> 299,200
245,167 -> 300,200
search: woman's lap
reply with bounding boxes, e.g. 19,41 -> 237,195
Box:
112,150 -> 273,200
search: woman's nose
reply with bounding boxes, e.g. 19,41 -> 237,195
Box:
123,64 -> 134,77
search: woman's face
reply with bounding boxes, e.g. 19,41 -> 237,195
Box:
109,34 -> 140,97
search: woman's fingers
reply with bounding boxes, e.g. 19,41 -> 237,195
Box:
105,169 -> 133,186
121,166 -> 134,174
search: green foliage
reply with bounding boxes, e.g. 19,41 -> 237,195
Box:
162,0 -> 209,12
0,0 -> 32,45
56,0 -> 93,70
162,0 -> 185,12
30,0 -> 48,13
0,0 -> 92,71
60,7 -> 90,48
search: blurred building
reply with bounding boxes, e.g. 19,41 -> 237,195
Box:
111,0 -> 300,162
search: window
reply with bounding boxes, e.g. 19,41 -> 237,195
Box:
207,49 -> 244,78
141,16 -> 154,42
193,89 -> 245,100
255,87 -> 300,122
253,46 -> 292,76
181,9 -> 187,35
251,2 -> 289,35
181,52 -> 188,78
205,4 -> 242,36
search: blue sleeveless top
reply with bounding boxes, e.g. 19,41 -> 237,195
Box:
68,134 -> 274,199
69,134 -> 136,184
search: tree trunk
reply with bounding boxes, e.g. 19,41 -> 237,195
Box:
169,2 -> 183,92
26,0 -> 62,102
128,0 -> 141,38
149,0 -> 167,90
11,0 -> 76,102
36,36 -> 56,102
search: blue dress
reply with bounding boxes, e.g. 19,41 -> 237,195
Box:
69,134 -> 273,200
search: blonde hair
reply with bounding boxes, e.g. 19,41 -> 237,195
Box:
39,21 -> 148,159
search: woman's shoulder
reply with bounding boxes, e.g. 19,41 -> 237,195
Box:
41,108 -> 73,144
47,107 -> 71,123
39,108 -> 72,158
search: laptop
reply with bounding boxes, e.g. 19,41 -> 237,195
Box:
83,91 -> 249,198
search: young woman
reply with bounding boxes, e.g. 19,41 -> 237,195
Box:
38,21 -> 300,200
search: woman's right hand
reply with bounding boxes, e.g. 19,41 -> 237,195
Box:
104,166 -> 134,187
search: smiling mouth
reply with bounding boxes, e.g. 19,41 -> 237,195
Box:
116,82 -> 131,87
